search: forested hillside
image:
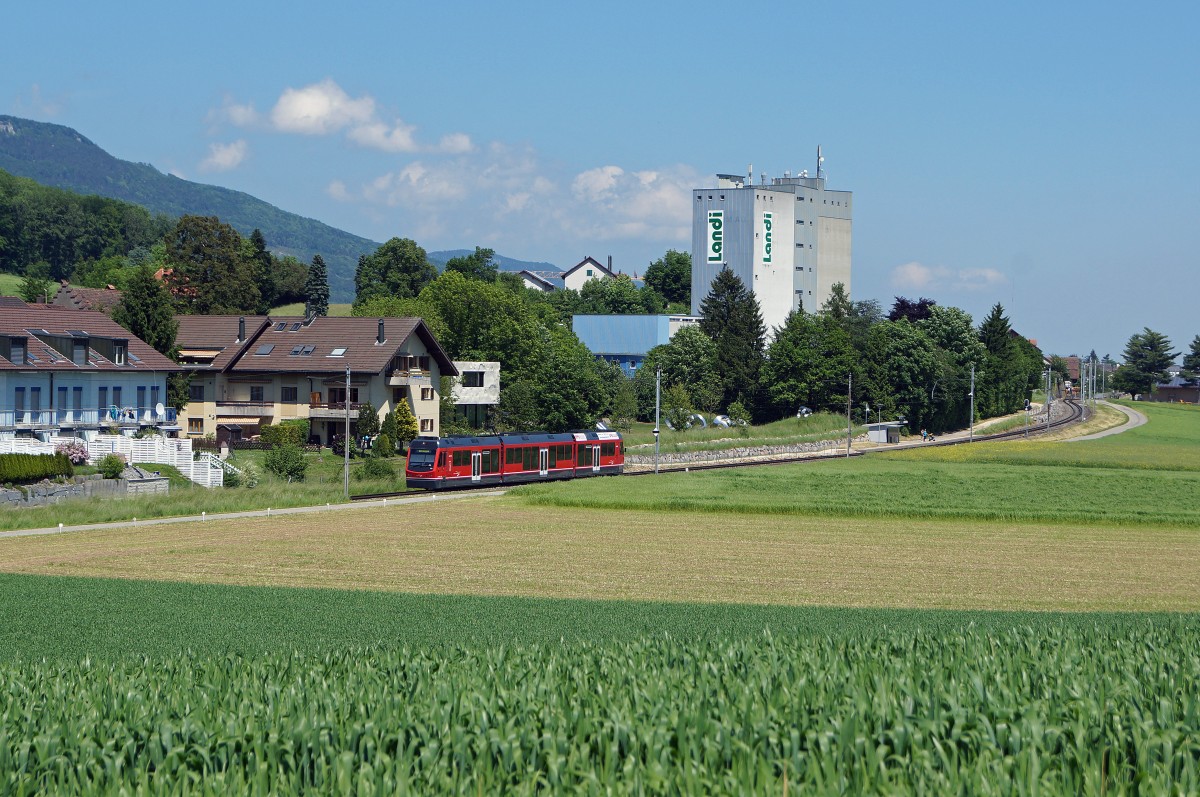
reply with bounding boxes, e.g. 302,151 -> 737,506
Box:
0,115 -> 376,299
0,168 -> 170,279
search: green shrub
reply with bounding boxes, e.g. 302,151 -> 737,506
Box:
259,419 -> 309,449
97,454 -> 126,480
0,453 -> 74,483
263,444 -> 308,482
353,457 -> 395,481
374,433 -> 394,458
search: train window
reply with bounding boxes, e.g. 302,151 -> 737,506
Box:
408,449 -> 434,466
484,449 -> 500,473
452,450 -> 470,467
601,442 -> 615,457
523,447 -> 537,470
578,446 -> 593,466
548,447 -> 557,468
437,451 -> 447,468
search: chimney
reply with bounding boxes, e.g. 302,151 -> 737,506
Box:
238,316 -> 245,343
607,255 -> 613,272
377,318 -> 385,345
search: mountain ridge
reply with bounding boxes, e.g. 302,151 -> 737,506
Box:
0,116 -> 564,298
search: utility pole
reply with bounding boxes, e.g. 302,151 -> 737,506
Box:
653,366 -> 661,474
1045,368 -> 1052,433
344,364 -> 350,501
968,363 -> 975,442
845,372 -> 852,458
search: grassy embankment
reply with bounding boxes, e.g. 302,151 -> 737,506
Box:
0,447 -> 409,531
270,301 -> 354,316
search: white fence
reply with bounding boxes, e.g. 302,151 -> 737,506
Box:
0,435 -> 223,488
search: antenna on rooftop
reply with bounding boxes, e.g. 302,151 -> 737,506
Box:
816,145 -> 825,180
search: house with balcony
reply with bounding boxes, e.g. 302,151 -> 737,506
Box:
0,302 -> 181,440
175,315 -> 457,445
449,361 -> 501,428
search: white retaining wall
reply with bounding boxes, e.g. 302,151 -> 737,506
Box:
0,435 -> 223,488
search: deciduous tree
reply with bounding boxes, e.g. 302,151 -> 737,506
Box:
353,238 -> 437,307
164,216 -> 259,314
643,249 -> 691,307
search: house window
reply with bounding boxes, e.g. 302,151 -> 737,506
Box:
281,386 -> 298,403
10,340 -> 24,365
586,269 -> 593,277
250,386 -> 265,402
421,387 -> 434,401
72,341 -> 87,366
112,387 -> 122,407
150,385 -> 160,410
392,387 -> 408,403
98,386 -> 107,410
189,383 -> 205,402
420,418 -> 433,432
418,356 -> 430,371
137,386 -> 146,411
462,371 -> 484,388
30,387 -> 41,411
113,344 -> 126,365
188,418 -> 204,434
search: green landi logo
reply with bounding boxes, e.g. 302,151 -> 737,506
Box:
762,212 -> 773,264
707,210 -> 724,263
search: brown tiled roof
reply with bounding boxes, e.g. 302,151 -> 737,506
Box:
175,315 -> 270,371
0,296 -> 29,308
0,306 -> 180,372
228,316 -> 457,377
52,282 -> 125,313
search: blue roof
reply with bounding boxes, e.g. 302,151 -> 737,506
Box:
572,315 -> 672,356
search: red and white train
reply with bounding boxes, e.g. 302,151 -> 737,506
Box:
405,430 -> 624,490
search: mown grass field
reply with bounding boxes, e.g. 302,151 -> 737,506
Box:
1,399 -> 1198,792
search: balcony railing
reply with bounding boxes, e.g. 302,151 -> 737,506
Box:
308,401 -> 362,417
388,369 -> 431,386
0,407 -> 178,430
215,401 -> 276,417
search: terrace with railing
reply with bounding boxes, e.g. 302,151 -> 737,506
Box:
0,407 -> 178,430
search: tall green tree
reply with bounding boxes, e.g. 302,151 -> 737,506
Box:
1116,328 -> 1178,396
353,238 -> 437,307
1182,335 -> 1200,379
164,216 -> 259,314
643,249 -> 691,307
392,398 -> 419,449
760,310 -> 854,418
246,229 -> 275,313
18,261 -> 52,303
444,247 -> 498,281
819,282 -> 854,322
112,264 -> 179,356
699,269 -> 766,412
304,254 -> 330,317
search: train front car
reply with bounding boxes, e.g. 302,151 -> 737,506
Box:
405,434 -> 504,490
570,429 -> 625,477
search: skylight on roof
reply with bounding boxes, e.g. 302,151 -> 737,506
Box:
128,352 -> 141,363
290,322 -> 302,332
26,353 -> 40,363
290,345 -> 304,356
67,329 -> 88,337
329,347 -> 347,357
275,322 -> 287,331
301,345 -> 316,355
256,344 -> 276,356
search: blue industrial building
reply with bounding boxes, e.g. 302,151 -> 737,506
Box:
572,314 -> 698,377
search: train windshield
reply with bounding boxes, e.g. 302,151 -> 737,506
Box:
408,450 -> 435,466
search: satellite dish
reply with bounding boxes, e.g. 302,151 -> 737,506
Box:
155,402 -> 165,417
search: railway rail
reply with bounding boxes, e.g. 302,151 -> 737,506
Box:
350,400 -> 1084,499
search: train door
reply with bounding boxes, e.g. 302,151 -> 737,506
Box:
471,451 -> 482,482
589,444 -> 601,473
539,447 -> 549,476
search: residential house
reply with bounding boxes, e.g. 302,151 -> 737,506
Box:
175,315 -> 457,445
572,314 -> 700,377
450,361 -> 500,428
52,281 -> 125,314
520,256 -> 640,293
0,302 -> 181,440
1146,376 -> 1199,403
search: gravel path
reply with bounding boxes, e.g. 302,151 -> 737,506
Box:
1066,401 -> 1147,441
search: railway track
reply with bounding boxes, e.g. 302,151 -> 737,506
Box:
352,400 -> 1085,498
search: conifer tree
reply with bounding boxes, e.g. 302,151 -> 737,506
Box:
113,264 -> 179,357
698,268 -> 766,412
305,254 -> 330,317
248,229 -> 276,313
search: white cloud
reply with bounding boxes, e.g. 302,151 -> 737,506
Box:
572,166 -> 624,199
891,261 -> 1008,292
327,180 -> 350,202
199,140 -> 248,172
347,119 -> 419,152
270,78 -> 375,135
437,132 -> 474,154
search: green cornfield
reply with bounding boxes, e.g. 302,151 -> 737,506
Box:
3,623 -> 1199,794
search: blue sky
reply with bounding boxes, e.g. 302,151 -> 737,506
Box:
6,0 -> 1198,360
